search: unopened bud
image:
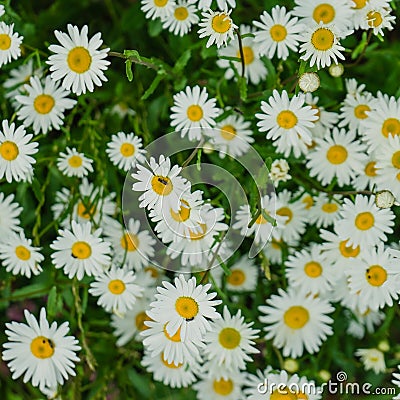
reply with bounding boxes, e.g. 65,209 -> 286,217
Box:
299,72 -> 320,93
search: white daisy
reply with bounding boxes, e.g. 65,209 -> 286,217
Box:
346,307 -> 385,339
50,220 -> 112,280
15,76 -> 76,135
360,5 -> 396,36
161,0 -> 199,37
308,193 -> 342,228
141,0 -> 176,20
392,365 -> 400,390
56,147 -> 93,178
0,119 -> 38,183
253,6 -> 304,61
0,192 -> 22,237
2,308 -> 80,392
256,90 -> 318,158
47,24 -> 110,95
0,22 -> 23,67
352,156 -> 380,191
263,238 -> 285,266
269,159 -> 291,187
0,231 -> 44,278
225,256 -> 258,292
355,348 -> 386,374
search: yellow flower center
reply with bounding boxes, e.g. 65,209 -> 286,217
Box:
352,0 -> 367,9
170,199 -> 191,222
236,46 -> 255,65
30,336 -> 55,359
120,143 -> 135,157
174,6 -> 189,20
367,11 -> 383,28
135,311 -> 151,331
189,223 -> 207,241
311,28 -> 335,51
381,118 -> 400,138
77,201 -> 96,219
33,94 -> 55,115
271,387 -> 297,400
186,104 -> 203,122
0,141 -> 19,161
276,110 -> 298,129
302,195 -> 314,209
15,245 -> 31,261
145,265 -> 159,278
151,175 -> 173,196
365,161 -> 377,177
220,124 -> 237,141
108,279 -> 126,295
391,151 -> 400,169
68,155 -> 83,168
284,306 -> 309,329
161,353 -> 182,369
276,207 -> 293,224
163,323 -> 182,342
271,239 -> 282,250
0,33 -> 11,50
154,0 -> 168,7
71,241 -> 92,259
339,240 -> 360,258
256,213 -> 268,224
354,104 -> 370,120
322,202 -> 338,213
326,145 -> 348,164
213,378 -> 234,396
67,47 -> 92,74
365,265 -> 387,287
219,327 -> 241,349
227,269 -> 246,286
120,232 -> 139,252
269,24 -> 288,42
304,261 -> 323,278
175,296 -> 199,319
211,13 -> 231,34
313,4 -> 336,24
355,211 -> 374,230
297,392 -> 309,400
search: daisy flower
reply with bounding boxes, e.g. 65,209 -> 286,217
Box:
306,128 -> 367,187
15,76 -> 76,135
217,25 -> 268,85
352,156 -> 379,191
263,238 -> 285,265
256,90 -> 318,158
225,256 -> 258,292
47,24 -> 110,95
392,365 -> 400,390
141,0 -> 176,20
259,288 -> 334,358
50,220 -> 112,280
198,8 -> 237,48
355,348 -> 386,374
170,85 -> 219,141
2,308 -> 80,392
0,231 -> 44,278
346,307 -> 385,339
0,119 -> 38,183
253,6 -> 304,61
334,194 -> 395,249
0,192 -> 22,237
161,0 -> 199,37
309,193 -> 342,228
147,275 -> 222,343
56,147 -> 93,178
0,22 -> 23,67
360,5 -> 396,36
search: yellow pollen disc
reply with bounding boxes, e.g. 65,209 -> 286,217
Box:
381,118 -> 400,138
339,240 -> 360,257
67,46 -> 92,74
33,94 -> 55,115
71,241 -> 92,259
219,327 -> 241,349
304,261 -> 323,278
211,13 -> 232,34
271,386 -> 297,400
144,266 -> 159,278
367,11 -> 383,28
189,223 -> 207,241
352,0 -> 367,9
161,353 -> 182,369
313,4 -> 336,24
213,378 -> 234,396
391,151 -> 400,169
154,0 -> 168,7
276,110 -> 298,129
297,392 -> 309,400
120,143 -> 135,157
77,202 -> 96,219
30,336 -> 55,359
68,155 -> 83,168
271,239 -> 282,250
326,144 -> 348,164
269,24 -> 288,42
175,296 -> 199,319
256,213 -> 268,224
186,104 -> 203,122
302,195 -> 314,209
311,28 -> 335,51
170,199 -> 191,222
220,124 -> 237,141
397,172 -> 400,181
354,104 -> 370,119
120,232 -> 139,252
151,175 -> 173,196
227,269 -> 246,286
365,265 -> 387,286
276,207 -> 293,224
322,202 -> 338,213
284,306 -> 309,329
365,161 -> 377,177
236,46 -> 255,65
0,33 -> 11,50
15,245 -> 31,261
355,211 -> 374,230
108,279 -> 126,295
135,311 -> 151,331
174,6 -> 189,20
0,141 -> 19,161
163,324 -> 182,342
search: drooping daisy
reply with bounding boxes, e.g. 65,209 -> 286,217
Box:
198,8 -> 237,48
355,348 -> 386,374
306,128 -> 367,187
0,192 -> 22,237
0,231 -> 44,278
141,0 -> 176,20
47,24 -> 110,95
225,256 -> 258,292
56,147 -> 93,178
360,5 -> 396,36
147,275 -> 222,343
15,76 -> 77,135
2,308 -> 80,392
308,193 -> 342,228
170,85 -> 219,141
0,119 -> 38,183
217,25 -> 268,85
334,194 -> 395,249
259,288 -> 334,358
50,220 -> 112,280
161,0 -> 199,37
253,6 -> 304,61
256,90 -> 318,158
0,22 -> 23,67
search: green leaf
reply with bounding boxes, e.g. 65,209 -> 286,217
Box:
141,74 -> 164,100
351,31 -> 367,59
31,178 -> 42,202
125,59 -> 134,82
173,49 -> 192,73
148,19 -> 163,37
47,286 -> 58,317
127,369 -> 151,398
11,283 -> 50,300
238,76 -> 247,101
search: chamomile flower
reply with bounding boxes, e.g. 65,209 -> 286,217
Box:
2,308 -> 80,392
15,76 -> 76,135
225,256 -> 258,292
259,288 -> 334,358
355,348 -> 386,374
346,307 -> 385,339
47,24 -> 110,95
256,90 -> 318,158
0,193 -> 22,237
106,131 -> 146,172
0,231 -> 44,278
141,0 -> 176,20
309,193 -> 342,228
0,22 -> 23,67
198,8 -> 237,48
0,119 -> 38,183
253,6 -> 304,60
50,221 -> 112,280
360,5 -> 396,36
170,85 -> 219,141
161,0 -> 199,37
147,275 -> 222,343
352,156 -> 380,191
56,147 -> 93,178
263,238 -> 286,265
334,195 -> 395,249
89,265 -> 144,314
306,128 -> 367,187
